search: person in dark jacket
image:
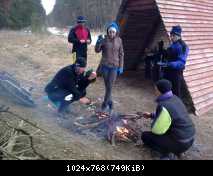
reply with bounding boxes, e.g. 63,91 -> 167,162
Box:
68,16 -> 92,64
95,22 -> 124,115
45,58 -> 96,114
162,25 -> 189,97
141,79 -> 195,160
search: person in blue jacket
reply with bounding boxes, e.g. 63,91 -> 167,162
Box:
163,25 -> 189,97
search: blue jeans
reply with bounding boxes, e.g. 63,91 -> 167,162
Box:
101,65 -> 118,110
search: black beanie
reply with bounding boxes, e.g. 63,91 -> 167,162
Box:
75,57 -> 86,67
156,79 -> 172,94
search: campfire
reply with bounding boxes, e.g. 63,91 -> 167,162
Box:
105,113 -> 144,146
74,112 -> 144,146
116,126 -> 130,140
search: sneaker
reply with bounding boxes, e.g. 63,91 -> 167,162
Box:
42,95 -> 61,109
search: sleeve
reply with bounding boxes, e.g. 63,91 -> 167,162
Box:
88,29 -> 92,44
119,38 -> 124,69
168,46 -> 189,70
151,105 -> 172,135
68,28 -> 79,44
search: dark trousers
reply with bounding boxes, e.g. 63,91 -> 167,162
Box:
152,65 -> 164,82
142,131 -> 193,156
144,57 -> 152,79
164,69 -> 183,97
46,81 -> 89,112
102,67 -> 118,110
47,89 -> 75,112
76,51 -> 87,63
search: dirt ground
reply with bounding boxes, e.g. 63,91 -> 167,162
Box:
0,30 -> 213,160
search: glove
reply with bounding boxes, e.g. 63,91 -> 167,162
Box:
85,69 -> 94,78
117,67 -> 123,75
96,35 -> 104,45
157,61 -> 168,68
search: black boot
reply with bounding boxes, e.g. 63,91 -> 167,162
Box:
108,101 -> 114,116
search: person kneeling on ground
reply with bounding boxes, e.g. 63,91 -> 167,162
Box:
44,57 -> 96,115
141,79 -> 195,160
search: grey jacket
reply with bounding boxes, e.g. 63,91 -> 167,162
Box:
95,36 -> 124,68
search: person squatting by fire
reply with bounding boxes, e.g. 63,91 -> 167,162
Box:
141,79 -> 195,160
44,57 -> 97,117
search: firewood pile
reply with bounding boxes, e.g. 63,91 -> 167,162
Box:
0,105 -> 48,160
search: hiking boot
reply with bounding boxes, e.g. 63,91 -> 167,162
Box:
101,103 -> 108,113
108,101 -> 114,116
108,101 -> 114,110
108,108 -> 113,116
160,153 -> 177,160
57,111 -> 69,119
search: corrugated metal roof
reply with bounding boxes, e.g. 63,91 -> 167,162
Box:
117,0 -> 213,115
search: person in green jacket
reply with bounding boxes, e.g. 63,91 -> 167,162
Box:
142,79 -> 195,160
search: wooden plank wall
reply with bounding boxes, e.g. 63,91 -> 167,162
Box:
156,0 -> 213,115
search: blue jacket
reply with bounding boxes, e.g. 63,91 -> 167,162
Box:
167,41 -> 189,70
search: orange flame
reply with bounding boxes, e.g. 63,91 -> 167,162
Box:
116,126 -> 129,134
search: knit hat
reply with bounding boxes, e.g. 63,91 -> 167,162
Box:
77,16 -> 86,23
108,27 -> 117,33
170,25 -> 182,36
107,22 -> 119,33
75,57 -> 86,67
156,79 -> 172,94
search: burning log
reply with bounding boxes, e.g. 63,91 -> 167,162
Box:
109,123 -> 141,146
107,114 -> 143,146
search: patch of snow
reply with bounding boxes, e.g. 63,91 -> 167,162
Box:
91,35 -> 98,46
47,27 -> 61,36
47,27 -> 99,46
